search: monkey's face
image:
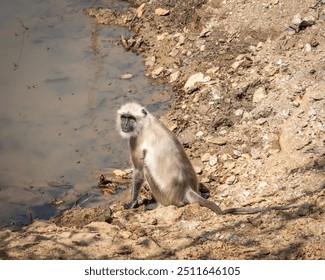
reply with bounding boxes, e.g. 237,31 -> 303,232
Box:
117,102 -> 148,139
120,114 -> 136,133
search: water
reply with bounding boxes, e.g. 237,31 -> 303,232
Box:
0,0 -> 172,228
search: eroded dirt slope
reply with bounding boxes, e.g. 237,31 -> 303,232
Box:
1,0 -> 324,259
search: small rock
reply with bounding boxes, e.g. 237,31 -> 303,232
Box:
305,43 -> 312,52
206,136 -> 227,145
194,166 -> 202,174
152,66 -> 164,77
120,73 -> 133,79
234,109 -> 244,117
196,131 -> 204,138
231,60 -> 243,69
113,169 -> 127,177
209,155 -> 218,167
184,72 -> 211,92
292,100 -> 300,107
169,48 -> 179,57
145,56 -> 156,67
253,87 -> 267,103
169,71 -> 180,83
119,230 -> 132,239
256,118 -> 267,125
155,8 -> 170,16
201,153 -> 211,162
292,14 -> 302,25
251,147 -> 261,159
157,32 -> 169,40
311,92 -> 324,101
233,150 -> 241,159
225,175 -> 236,185
179,220 -> 201,230
178,34 -> 186,45
257,181 -> 268,190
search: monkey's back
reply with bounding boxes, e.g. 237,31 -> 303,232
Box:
140,115 -> 198,206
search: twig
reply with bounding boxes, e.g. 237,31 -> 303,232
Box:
15,17 -> 29,30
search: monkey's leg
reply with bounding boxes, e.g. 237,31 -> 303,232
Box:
124,170 -> 144,209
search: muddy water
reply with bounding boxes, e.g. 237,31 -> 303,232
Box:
0,0 -> 171,228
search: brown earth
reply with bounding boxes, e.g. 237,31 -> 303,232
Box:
1,0 -> 325,259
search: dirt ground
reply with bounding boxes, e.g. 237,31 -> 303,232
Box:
1,0 -> 325,259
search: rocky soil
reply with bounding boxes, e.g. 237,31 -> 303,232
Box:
1,0 -> 324,259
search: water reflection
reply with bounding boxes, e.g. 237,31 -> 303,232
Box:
0,0 -> 171,228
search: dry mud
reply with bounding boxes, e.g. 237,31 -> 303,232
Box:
1,0 -> 325,259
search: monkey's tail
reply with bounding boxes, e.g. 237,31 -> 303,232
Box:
223,204 -> 300,215
186,189 -> 223,215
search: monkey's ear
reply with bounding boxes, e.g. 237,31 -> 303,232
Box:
141,109 -> 148,117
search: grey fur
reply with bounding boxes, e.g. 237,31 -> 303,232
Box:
117,102 -> 223,214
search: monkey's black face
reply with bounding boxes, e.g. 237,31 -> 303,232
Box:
121,115 -> 136,133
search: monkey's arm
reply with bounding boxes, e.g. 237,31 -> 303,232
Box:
124,169 -> 144,209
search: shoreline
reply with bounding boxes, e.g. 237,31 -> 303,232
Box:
1,0 -> 324,259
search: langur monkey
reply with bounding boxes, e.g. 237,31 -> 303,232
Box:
117,102 -> 224,214
117,102 -> 298,215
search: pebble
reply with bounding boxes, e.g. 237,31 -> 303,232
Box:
201,153 -> 211,162
209,155 -> 218,167
152,66 -> 164,77
225,175 -> 236,185
145,56 -> 156,67
311,92 -> 324,101
256,118 -> 267,125
206,136 -> 227,145
233,150 -> 241,159
155,8 -> 170,16
120,73 -> 133,79
194,166 -> 203,174
196,131 -> 204,138
184,72 -> 211,92
234,109 -> 244,117
292,13 -> 302,25
253,87 -> 267,103
305,43 -> 312,52
169,71 -> 180,83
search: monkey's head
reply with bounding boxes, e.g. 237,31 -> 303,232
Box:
117,102 -> 148,139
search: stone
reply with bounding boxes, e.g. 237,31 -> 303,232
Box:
234,109 -> 244,117
292,14 -> 302,25
201,153 -> 211,162
253,87 -> 267,103
152,66 -> 164,77
113,169 -> 127,177
209,155 -> 218,167
155,8 -> 170,16
120,73 -> 133,79
225,175 -> 236,185
194,166 -> 202,174
169,71 -> 180,83
206,136 -> 227,145
184,72 -> 211,92
145,56 -> 156,67
256,118 -> 267,125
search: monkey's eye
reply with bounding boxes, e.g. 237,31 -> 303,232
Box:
121,115 -> 136,122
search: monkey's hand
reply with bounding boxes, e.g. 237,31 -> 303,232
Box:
124,200 -> 138,209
